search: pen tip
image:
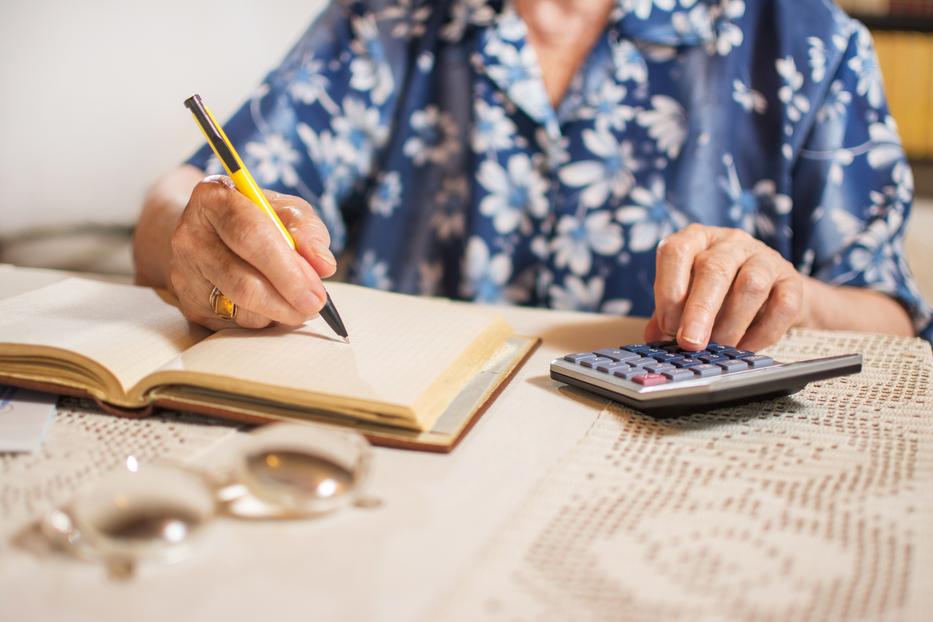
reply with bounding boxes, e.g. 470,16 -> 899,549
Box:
342,336 -> 350,344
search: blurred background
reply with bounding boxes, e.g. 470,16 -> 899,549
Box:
0,0 -> 323,272
0,0 -> 930,301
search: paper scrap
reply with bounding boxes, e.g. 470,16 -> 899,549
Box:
0,385 -> 56,453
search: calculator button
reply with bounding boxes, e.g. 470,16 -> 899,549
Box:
643,363 -> 677,374
741,355 -> 774,368
627,357 -> 654,368
717,359 -> 749,373
649,352 -> 680,362
594,348 -> 639,362
643,348 -> 667,357
662,369 -> 696,382
698,354 -> 728,364
596,362 -> 629,373
673,359 -> 702,368
564,352 -> 597,363
721,348 -> 753,359
581,357 -> 614,369
622,344 -> 650,353
691,364 -> 723,377
706,342 -> 728,352
647,340 -> 676,348
633,373 -> 668,386
613,367 -> 644,380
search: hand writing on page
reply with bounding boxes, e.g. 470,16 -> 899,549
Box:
645,224 -> 808,351
168,175 -> 336,331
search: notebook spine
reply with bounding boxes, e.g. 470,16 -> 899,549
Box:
0,374 -> 155,418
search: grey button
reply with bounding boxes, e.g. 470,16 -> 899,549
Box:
613,367 -> 644,380
595,348 -> 640,362
741,355 -> 774,368
564,352 -> 597,363
596,362 -> 630,373
643,363 -> 676,374
692,364 -> 723,377
662,369 -> 696,382
717,359 -> 749,373
581,357 -> 614,369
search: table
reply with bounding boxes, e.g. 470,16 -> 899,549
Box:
0,266 -> 931,621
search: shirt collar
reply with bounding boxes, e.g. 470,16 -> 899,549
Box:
471,0 -> 725,137
612,0 -> 722,47
466,0 -> 722,47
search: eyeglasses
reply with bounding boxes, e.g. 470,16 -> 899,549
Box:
40,423 -> 374,578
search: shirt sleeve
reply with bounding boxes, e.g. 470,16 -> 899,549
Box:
185,0 -> 405,252
790,21 -> 933,343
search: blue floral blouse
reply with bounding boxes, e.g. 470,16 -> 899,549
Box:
188,0 -> 933,342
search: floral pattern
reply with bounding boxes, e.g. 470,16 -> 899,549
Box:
188,0 -> 932,343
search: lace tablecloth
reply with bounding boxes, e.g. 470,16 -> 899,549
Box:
439,331 -> 933,621
0,399 -> 241,543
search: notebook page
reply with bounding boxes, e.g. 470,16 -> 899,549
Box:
0,278 -> 208,396
0,264 -> 70,301
163,283 -> 511,419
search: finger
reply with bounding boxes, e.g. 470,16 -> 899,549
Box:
709,253 -> 779,347
738,276 -> 804,351
168,255 -> 272,331
187,269 -> 273,330
643,313 -> 672,343
653,224 -> 710,337
266,190 -> 338,279
194,180 -> 327,316
677,240 -> 756,350
194,228 -> 313,326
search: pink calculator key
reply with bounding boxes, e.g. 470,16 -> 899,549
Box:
632,373 -> 668,386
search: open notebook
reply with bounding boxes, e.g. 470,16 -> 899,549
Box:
0,278 -> 536,452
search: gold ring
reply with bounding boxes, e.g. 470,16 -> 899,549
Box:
209,287 -> 238,321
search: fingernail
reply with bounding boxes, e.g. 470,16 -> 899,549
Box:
308,218 -> 330,240
301,290 -> 324,315
316,246 -> 337,267
680,320 -> 706,346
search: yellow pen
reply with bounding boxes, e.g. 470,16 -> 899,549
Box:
184,93 -> 348,342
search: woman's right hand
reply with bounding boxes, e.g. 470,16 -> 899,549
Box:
166,175 -> 337,331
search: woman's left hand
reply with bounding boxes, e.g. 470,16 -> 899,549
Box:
645,224 -> 808,351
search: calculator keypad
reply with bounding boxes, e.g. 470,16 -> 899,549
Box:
562,340 -> 775,387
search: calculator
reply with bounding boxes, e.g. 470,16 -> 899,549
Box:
550,341 -> 862,417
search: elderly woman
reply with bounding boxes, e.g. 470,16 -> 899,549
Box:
134,0 -> 931,350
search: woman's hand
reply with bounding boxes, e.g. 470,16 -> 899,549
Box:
167,175 -> 337,331
645,224 -> 807,351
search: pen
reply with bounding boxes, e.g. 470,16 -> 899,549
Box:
184,93 -> 349,343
